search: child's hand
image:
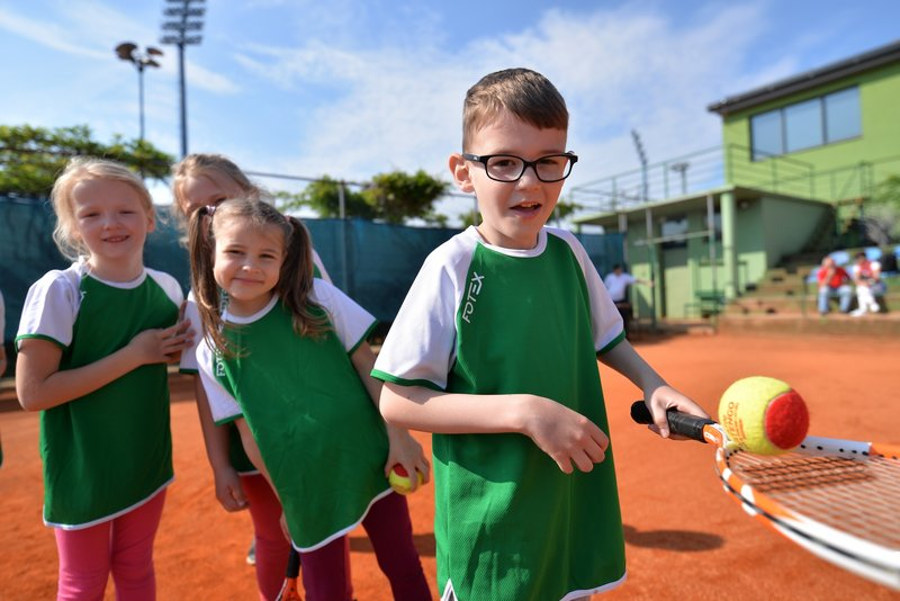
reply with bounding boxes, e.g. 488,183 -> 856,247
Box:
384,425 -> 430,493
128,321 -> 194,365
212,464 -> 248,512
642,385 -> 709,440
521,395 -> 609,474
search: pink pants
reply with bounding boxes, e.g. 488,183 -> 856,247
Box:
241,473 -> 291,601
54,489 -> 166,601
242,473 -> 354,601
300,492 -> 431,601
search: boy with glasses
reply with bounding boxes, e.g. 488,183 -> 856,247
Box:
373,68 -> 706,601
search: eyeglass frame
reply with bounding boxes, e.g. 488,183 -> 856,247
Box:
461,151 -> 578,183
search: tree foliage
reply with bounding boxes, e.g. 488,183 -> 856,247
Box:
277,176 -> 376,220
279,169 -> 449,226
551,198 -> 582,223
362,170 -> 449,225
0,124 -> 173,197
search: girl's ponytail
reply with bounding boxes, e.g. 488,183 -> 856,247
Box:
280,216 -> 329,338
188,205 -> 233,355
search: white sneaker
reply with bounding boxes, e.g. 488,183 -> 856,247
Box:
850,308 -> 866,317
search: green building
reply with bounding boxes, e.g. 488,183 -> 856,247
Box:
573,39 -> 900,320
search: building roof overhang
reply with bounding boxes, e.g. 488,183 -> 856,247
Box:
707,39 -> 900,117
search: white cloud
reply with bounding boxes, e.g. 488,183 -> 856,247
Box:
4,0 -> 891,226
0,6 -> 108,59
0,3 -> 240,96
227,2 -> 785,222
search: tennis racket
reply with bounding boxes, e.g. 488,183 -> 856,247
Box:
630,401 -> 900,591
275,548 -> 302,601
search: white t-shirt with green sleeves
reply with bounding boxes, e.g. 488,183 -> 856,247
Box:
16,261 -> 182,529
372,226 -> 627,601
194,280 -> 392,552
179,260 -> 332,475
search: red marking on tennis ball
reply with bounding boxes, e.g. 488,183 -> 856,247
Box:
388,464 -> 424,495
718,376 -> 809,455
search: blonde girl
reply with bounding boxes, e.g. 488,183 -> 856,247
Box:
188,197 -> 431,601
15,157 -> 190,600
171,153 -> 331,280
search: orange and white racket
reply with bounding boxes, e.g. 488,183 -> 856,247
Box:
275,548 -> 302,601
631,401 -> 900,590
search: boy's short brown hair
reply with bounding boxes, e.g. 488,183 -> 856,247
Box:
462,68 -> 568,151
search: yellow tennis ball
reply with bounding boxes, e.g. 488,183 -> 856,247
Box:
388,464 -> 424,495
718,376 -> 809,455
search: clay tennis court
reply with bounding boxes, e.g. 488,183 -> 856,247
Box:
2,330 -> 898,600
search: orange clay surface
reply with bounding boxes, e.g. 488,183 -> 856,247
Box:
1,331 -> 898,600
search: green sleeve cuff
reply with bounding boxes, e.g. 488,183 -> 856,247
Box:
370,369 -> 444,392
15,333 -> 66,351
349,321 -> 379,355
213,414 -> 242,426
597,329 -> 626,355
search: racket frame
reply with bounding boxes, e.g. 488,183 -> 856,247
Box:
631,401 -> 900,591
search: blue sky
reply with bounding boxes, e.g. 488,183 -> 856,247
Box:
1,0 -> 898,223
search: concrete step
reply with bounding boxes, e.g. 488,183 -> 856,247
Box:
725,291 -> 900,316
748,281 -> 811,295
717,312 -> 900,337
767,264 -> 819,279
724,295 -> 811,315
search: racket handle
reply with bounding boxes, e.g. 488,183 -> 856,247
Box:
630,401 -> 714,444
286,547 -> 301,578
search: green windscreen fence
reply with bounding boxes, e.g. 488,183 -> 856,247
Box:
1,196 -> 624,367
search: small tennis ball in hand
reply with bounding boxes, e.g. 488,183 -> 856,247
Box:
718,376 -> 809,455
388,464 -> 424,495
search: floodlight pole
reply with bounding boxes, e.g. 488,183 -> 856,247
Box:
160,0 -> 205,158
115,43 -> 163,142
176,44 -> 187,156
631,129 -> 657,329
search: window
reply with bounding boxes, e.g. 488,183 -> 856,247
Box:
824,87 -> 861,142
750,111 -> 781,159
660,215 -> 689,248
750,86 -> 860,160
784,98 -> 823,152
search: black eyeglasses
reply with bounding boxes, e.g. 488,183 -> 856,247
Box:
462,152 -> 578,183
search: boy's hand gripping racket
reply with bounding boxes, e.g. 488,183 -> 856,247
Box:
631,401 -> 900,591
275,548 -> 302,601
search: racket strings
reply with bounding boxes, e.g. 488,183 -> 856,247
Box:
725,450 -> 900,550
733,454 -> 870,491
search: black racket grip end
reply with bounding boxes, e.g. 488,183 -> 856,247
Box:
286,547 -> 301,577
630,401 -> 713,443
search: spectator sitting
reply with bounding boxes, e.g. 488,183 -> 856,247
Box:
850,251 -> 886,316
816,256 -> 853,315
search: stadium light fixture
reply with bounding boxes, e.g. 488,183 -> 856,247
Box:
115,42 -> 163,142
160,0 -> 206,158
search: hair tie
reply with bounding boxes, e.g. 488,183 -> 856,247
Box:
204,205 -> 217,216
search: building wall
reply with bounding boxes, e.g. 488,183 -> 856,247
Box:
661,246 -> 690,318
619,193 -> 831,319
720,61 -> 900,200
759,197 -> 827,264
